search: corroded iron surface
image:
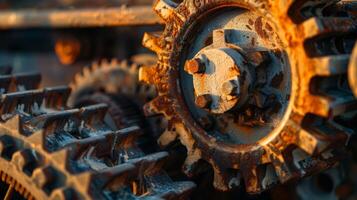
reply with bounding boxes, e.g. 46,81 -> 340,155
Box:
140,0 -> 357,194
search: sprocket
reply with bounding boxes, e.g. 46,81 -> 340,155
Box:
140,0 -> 357,193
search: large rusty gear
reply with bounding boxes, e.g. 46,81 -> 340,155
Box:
0,72 -> 195,199
140,0 -> 357,194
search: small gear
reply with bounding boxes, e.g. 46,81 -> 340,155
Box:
69,55 -> 157,108
69,55 -> 165,138
140,0 -> 357,193
0,72 -> 195,199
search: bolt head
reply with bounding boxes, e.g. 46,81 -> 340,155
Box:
195,94 -> 212,109
221,80 -> 239,96
184,58 -> 205,74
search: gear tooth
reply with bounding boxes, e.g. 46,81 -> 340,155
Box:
211,168 -> 230,191
13,73 -> 42,91
82,67 -> 91,78
301,17 -> 356,39
307,120 -> 353,147
153,0 -> 182,21
295,127 -> 328,155
65,134 -> 109,157
114,126 -> 142,148
43,86 -> 71,109
94,163 -> 137,190
138,64 -> 158,85
158,129 -> 178,147
311,54 -> 349,76
0,75 -> 13,94
79,103 -> 108,126
101,59 -> 110,68
305,95 -> 335,117
142,32 -> 163,55
73,73 -> 83,86
182,151 -> 201,177
49,187 -> 78,200
309,95 -> 357,117
27,131 -> 46,148
11,149 -> 40,174
32,166 -> 57,189
240,164 -> 262,194
265,145 -> 297,183
129,151 -> 169,176
110,58 -> 119,67
50,148 -> 71,171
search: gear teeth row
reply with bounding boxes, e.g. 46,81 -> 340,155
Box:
0,73 -> 41,94
69,57 -> 157,109
0,86 -> 71,119
0,72 -> 195,200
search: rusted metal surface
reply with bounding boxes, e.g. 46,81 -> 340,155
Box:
0,70 -> 195,199
140,0 -> 357,194
0,6 -> 163,29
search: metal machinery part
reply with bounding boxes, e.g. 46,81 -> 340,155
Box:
139,0 -> 357,194
0,6 -> 163,29
69,55 -> 157,110
0,70 -> 195,199
68,55 -> 163,134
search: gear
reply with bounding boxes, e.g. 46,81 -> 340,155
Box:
69,55 -> 157,108
69,55 -> 165,138
0,72 -> 195,199
140,0 -> 357,193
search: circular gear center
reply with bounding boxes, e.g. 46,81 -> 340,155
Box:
186,29 -> 253,114
180,8 -> 291,144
